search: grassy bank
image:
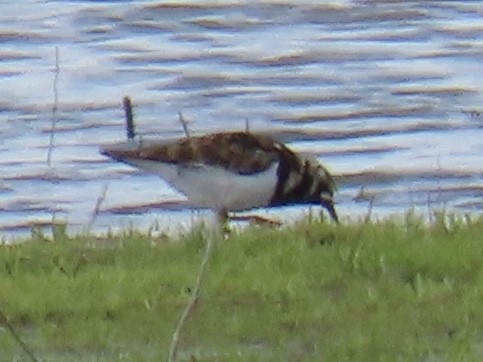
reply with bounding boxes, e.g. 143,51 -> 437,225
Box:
1,213 -> 483,361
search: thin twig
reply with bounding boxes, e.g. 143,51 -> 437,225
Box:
427,194 -> 434,224
47,46 -> 59,167
48,47 -> 60,249
86,183 -> 109,233
364,196 -> 375,224
167,217 -> 220,361
123,96 -> 135,140
178,112 -> 190,138
0,307 -> 39,362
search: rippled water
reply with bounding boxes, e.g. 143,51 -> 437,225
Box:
1,0 -> 482,240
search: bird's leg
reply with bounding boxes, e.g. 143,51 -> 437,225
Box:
216,208 -> 228,224
230,214 -> 283,227
320,198 -> 339,224
216,209 -> 282,232
216,208 -> 231,235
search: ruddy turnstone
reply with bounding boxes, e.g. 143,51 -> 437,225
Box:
101,132 -> 338,223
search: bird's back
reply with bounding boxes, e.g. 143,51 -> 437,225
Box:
101,132 -> 282,175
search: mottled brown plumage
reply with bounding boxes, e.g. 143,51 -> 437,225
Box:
101,132 -> 338,222
114,132 -> 280,175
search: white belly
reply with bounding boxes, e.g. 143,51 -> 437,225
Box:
123,158 -> 279,211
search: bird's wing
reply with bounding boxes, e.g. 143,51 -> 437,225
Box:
101,132 -> 281,175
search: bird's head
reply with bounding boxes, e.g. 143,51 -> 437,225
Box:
301,155 -> 339,223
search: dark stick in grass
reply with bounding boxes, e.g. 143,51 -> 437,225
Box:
87,95 -> 134,232
123,96 -> 135,140
87,96 -> 132,232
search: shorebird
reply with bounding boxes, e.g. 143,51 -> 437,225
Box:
101,131 -> 338,224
